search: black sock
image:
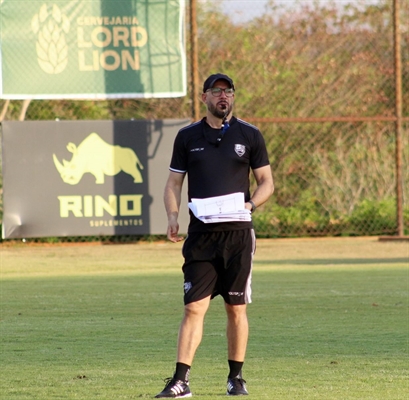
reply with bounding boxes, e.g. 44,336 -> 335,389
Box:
228,360 -> 244,379
174,362 -> 191,382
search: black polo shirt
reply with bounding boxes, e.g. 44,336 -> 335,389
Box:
170,116 -> 270,233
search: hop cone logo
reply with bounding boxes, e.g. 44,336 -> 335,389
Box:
31,4 -> 70,74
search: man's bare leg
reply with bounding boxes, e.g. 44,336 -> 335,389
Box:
177,295 -> 212,365
225,303 -> 248,361
224,303 -> 250,395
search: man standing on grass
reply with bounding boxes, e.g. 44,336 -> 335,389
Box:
156,73 -> 274,398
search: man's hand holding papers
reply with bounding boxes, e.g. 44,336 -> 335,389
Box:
188,192 -> 251,224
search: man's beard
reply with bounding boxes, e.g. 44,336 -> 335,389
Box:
209,102 -> 232,119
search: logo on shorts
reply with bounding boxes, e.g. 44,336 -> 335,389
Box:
234,144 -> 246,157
184,282 -> 192,293
229,291 -> 244,296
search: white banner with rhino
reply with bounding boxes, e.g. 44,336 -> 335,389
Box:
1,120 -> 189,239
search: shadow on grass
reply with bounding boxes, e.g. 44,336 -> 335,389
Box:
255,257 -> 409,265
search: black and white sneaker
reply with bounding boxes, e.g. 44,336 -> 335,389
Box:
226,373 -> 248,396
155,377 -> 192,398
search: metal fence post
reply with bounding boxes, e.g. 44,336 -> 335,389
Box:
393,0 -> 404,237
189,0 -> 200,121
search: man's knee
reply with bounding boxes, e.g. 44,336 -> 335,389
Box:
225,303 -> 247,320
184,296 -> 211,317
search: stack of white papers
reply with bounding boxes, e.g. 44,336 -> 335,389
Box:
188,192 -> 251,224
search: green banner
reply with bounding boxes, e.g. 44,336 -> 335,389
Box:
0,0 -> 186,99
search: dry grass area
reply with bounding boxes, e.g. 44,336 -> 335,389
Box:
254,237 -> 409,270
2,237 -> 408,279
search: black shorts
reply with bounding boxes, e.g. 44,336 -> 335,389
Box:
181,229 -> 256,305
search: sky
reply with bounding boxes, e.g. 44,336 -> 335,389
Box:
218,0 -> 383,23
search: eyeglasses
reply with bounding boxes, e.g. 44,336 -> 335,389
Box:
207,87 -> 235,97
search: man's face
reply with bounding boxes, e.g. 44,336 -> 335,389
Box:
202,79 -> 235,119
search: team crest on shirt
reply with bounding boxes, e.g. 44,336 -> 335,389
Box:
234,144 -> 246,157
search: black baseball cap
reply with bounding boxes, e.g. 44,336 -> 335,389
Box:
203,73 -> 235,93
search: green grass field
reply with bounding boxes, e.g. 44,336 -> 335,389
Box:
1,238 -> 408,399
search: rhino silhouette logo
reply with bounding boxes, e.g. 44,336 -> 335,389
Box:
53,133 -> 144,185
